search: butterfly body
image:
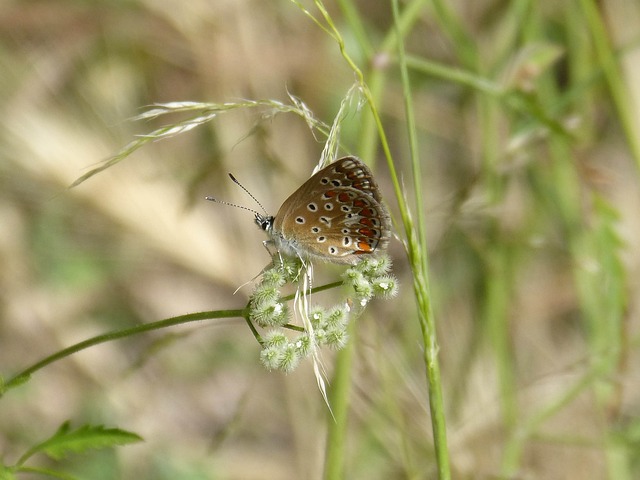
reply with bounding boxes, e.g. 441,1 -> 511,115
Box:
256,156 -> 390,265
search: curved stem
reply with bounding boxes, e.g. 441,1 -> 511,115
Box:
2,309 -> 244,394
2,280 -> 345,396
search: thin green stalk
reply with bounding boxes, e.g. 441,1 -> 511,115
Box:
1,278 -> 346,396
392,0 -> 451,476
404,54 -> 574,137
430,0 -> 522,459
498,5 -> 632,475
357,70 -> 388,163
404,55 -> 503,96
2,310 -> 245,394
392,0 -> 427,257
299,2 -> 450,477
579,0 -> 640,171
323,318 -> 357,480
429,0 -> 478,68
483,246 -> 518,431
362,26 -> 451,480
478,80 -> 519,435
358,0 -> 428,160
426,0 -> 522,442
336,0 -> 374,59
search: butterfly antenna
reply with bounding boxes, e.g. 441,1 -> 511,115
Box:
227,173 -> 268,214
204,196 -> 261,216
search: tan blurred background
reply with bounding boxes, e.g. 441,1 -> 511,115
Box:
1,1 -> 640,479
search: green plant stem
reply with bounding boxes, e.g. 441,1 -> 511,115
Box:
356,0 -> 427,161
392,0 -> 425,256
579,0 -> 640,170
2,279 -> 346,396
391,1 -> 451,477
404,55 -> 572,136
321,1 -> 450,476
499,7 -> 630,473
280,281 -> 344,301
430,0 -> 477,67
363,29 -> 451,480
483,247 -> 517,430
2,310 -> 245,394
293,3 -> 450,476
323,318 -> 357,480
478,73 -> 518,433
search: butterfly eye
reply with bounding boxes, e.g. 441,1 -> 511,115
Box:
295,217 -> 305,224
307,203 -> 318,212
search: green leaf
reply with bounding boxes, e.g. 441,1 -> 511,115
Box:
18,422 -> 143,465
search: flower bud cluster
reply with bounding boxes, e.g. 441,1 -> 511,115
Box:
248,258 -> 300,328
248,254 -> 397,372
342,254 -> 398,306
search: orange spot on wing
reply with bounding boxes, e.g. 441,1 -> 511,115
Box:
360,207 -> 375,217
356,241 -> 373,252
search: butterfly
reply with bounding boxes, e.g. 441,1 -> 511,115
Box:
253,156 -> 391,265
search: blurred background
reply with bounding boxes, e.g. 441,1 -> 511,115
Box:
1,1 -> 640,479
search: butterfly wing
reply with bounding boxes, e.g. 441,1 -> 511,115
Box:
272,157 -> 390,264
